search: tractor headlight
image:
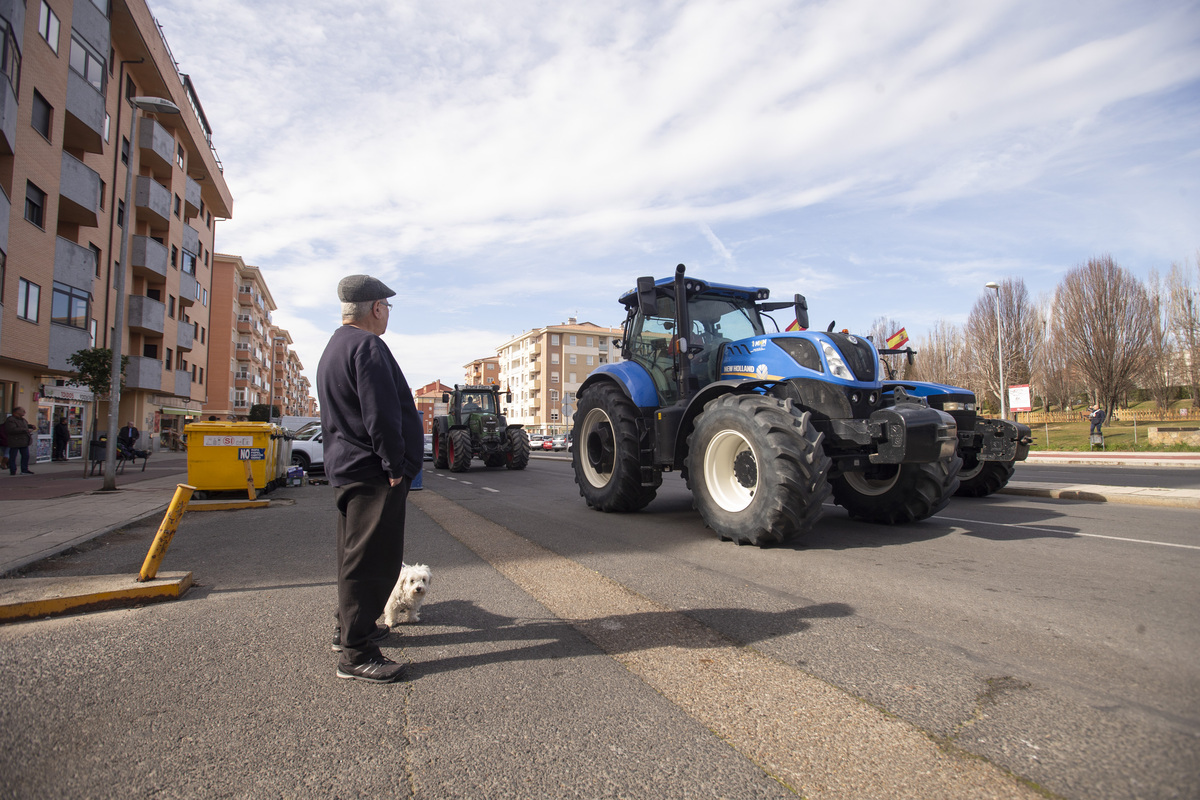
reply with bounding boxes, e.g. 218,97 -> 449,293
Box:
820,341 -> 854,381
941,402 -> 975,412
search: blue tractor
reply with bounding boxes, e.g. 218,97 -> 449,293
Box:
876,348 -> 1032,497
571,265 -> 961,547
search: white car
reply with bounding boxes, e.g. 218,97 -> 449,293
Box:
289,422 -> 324,471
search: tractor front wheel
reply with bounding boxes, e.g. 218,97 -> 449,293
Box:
505,428 -> 530,470
954,454 -> 1015,497
573,382 -> 658,511
687,393 -> 831,547
831,455 -> 962,524
448,428 -> 472,473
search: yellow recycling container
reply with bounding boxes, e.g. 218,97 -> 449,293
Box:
185,421 -> 288,494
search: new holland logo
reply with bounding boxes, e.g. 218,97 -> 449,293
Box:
756,364 -> 769,378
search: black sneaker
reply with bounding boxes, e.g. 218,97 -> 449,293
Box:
336,655 -> 406,684
331,624 -> 390,652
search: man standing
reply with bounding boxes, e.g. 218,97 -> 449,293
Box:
4,407 -> 36,475
1089,404 -> 1106,437
317,275 -> 423,684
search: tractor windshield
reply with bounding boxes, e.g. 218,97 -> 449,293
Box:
688,294 -> 764,342
459,392 -> 496,414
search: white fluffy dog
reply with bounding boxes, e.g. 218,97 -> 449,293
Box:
382,563 -> 432,626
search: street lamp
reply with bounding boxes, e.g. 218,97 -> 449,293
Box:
985,281 -> 1005,420
102,96 -> 181,490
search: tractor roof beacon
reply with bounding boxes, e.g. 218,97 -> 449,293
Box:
431,384 -> 530,473
571,264 -> 962,547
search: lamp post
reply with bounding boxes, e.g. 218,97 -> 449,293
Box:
985,281 -> 1005,420
103,96 -> 181,490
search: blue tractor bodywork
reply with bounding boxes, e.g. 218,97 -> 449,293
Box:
573,265 -> 961,546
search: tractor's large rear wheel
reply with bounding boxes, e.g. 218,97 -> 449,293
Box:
686,394 -> 831,547
433,428 -> 449,469
448,428 -> 472,473
573,382 -> 658,511
505,427 -> 530,470
831,455 -> 962,524
954,453 -> 1015,497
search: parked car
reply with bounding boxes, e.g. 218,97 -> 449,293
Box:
550,435 -> 568,451
541,438 -> 555,451
289,423 -> 324,471
423,434 -> 434,460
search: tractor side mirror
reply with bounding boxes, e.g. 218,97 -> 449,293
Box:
906,349 -> 915,366
442,392 -> 449,402
794,294 -> 809,331
636,276 -> 657,316
506,392 -> 513,403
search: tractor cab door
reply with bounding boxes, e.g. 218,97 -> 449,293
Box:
686,295 -> 765,387
627,295 -> 682,405
459,391 -> 495,415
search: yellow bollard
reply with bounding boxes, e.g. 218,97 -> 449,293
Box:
244,458 -> 257,500
138,483 -> 196,582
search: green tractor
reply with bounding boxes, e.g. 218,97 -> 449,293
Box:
431,384 -> 530,472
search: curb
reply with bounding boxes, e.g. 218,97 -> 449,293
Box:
999,482 -> 1200,509
0,571 -> 193,623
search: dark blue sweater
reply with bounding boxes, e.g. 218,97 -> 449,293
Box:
316,325 -> 423,487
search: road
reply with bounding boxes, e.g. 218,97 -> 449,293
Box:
1,457 -> 1196,799
1015,462 -> 1200,490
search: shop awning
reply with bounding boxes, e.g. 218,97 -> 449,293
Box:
160,407 -> 201,415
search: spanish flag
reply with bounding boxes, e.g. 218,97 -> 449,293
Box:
886,328 -> 909,349
786,319 -> 805,331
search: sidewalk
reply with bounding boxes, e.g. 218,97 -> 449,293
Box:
1,450 -> 1197,578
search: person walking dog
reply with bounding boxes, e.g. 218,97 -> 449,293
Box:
316,275 -> 423,684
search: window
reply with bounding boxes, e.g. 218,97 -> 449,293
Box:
202,288 -> 208,306
104,112 -> 110,142
199,367 -> 204,385
38,2 -> 60,54
173,194 -> 181,217
116,199 -> 124,228
170,245 -> 178,268
587,337 -> 594,347
52,282 -> 91,328
143,343 -> 157,358
551,372 -> 559,383
0,19 -> 21,95
120,136 -> 129,165
25,183 -> 46,227
168,295 -> 175,318
569,335 -> 577,346
200,326 -> 205,344
551,334 -> 559,346
176,144 -> 185,169
89,244 -> 102,277
569,372 -> 577,384
90,0 -> 108,15
551,353 -> 559,364
568,354 -> 577,365
17,279 -> 40,322
69,35 -> 106,93
164,347 -> 172,371
586,355 -> 594,366
31,90 -> 52,138
89,318 -> 97,347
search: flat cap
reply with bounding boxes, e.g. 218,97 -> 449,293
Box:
337,274 -> 396,303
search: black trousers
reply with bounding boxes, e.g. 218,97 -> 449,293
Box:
334,477 -> 410,665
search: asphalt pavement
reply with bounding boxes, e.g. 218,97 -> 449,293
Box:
1,449 -> 1198,579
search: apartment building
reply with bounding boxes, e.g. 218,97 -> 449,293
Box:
269,327 -> 314,418
414,379 -> 451,434
205,253 -> 271,420
0,0 -> 233,459
462,355 -> 499,386
496,318 -> 622,436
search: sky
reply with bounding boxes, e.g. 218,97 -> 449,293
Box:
150,0 -> 1200,392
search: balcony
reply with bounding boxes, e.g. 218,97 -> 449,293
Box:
48,322 -> 91,373
58,153 -> 102,228
63,70 -> 105,154
178,271 -> 199,307
173,370 -> 192,399
0,73 -> 15,155
234,375 -> 249,389
138,117 -> 175,179
131,236 -> 169,281
184,175 -> 201,218
177,323 -> 194,352
237,286 -> 253,306
235,344 -> 251,361
54,238 -> 96,287
125,356 -> 164,391
127,295 -> 166,336
236,318 -> 251,333
182,223 -> 199,256
135,176 -> 171,229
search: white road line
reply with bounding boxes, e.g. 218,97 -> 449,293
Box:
938,515 -> 1200,551
483,487 -> 499,493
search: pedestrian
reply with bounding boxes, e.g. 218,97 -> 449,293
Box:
1089,404 -> 1106,436
4,407 -> 37,475
53,416 -> 70,461
316,274 -> 423,684
118,420 -> 140,451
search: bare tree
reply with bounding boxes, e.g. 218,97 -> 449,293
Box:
1052,255 -> 1154,418
1039,325 -> 1078,411
1143,270 -> 1177,413
1167,254 -> 1200,406
964,278 -> 1043,414
908,320 -> 967,387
